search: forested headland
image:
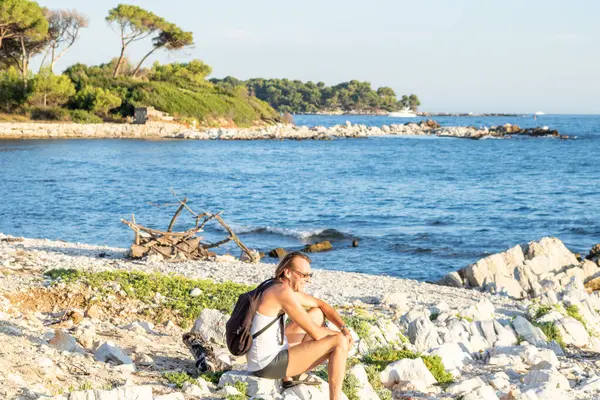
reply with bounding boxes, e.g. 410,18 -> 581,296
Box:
0,0 -> 419,126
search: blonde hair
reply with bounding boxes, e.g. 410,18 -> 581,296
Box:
274,251 -> 312,279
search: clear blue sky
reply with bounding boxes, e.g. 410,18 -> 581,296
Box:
38,0 -> 600,114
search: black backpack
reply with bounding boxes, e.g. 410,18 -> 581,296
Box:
226,278 -> 284,356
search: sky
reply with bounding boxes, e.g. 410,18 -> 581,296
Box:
37,0 -> 600,114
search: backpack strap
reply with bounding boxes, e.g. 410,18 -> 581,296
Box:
252,312 -> 285,340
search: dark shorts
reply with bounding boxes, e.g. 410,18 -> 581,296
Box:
253,349 -> 289,379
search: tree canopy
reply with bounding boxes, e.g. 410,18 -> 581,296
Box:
0,0 -> 48,48
211,78 -> 420,114
41,8 -> 88,72
106,4 -> 168,77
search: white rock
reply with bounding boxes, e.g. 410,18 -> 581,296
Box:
525,237 -> 578,274
154,393 -> 185,400
463,244 -> 524,287
182,381 -> 209,397
555,317 -> 590,348
282,378 -> 348,400
189,288 -> 202,297
429,342 -> 472,372
447,376 -> 486,395
463,384 -> 499,400
94,341 -> 133,365
380,357 -> 437,389
219,370 -> 281,397
49,329 -> 82,352
408,316 -> 442,351
381,292 -> 408,309
523,366 -> 570,390
123,321 -> 155,334
348,364 -> 379,400
459,298 -> 495,321
192,308 -> 228,346
487,372 -> 511,391
577,376 -> 600,392
512,316 -> 547,346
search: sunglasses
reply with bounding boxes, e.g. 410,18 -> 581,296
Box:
291,268 -> 313,279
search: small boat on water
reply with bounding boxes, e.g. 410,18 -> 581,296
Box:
388,107 -> 417,118
535,111 -> 545,115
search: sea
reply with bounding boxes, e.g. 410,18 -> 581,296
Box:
1,114 -> 599,282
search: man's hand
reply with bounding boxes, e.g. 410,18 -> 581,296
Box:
341,327 -> 354,349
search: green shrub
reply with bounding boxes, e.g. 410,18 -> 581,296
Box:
44,269 -> 253,326
70,109 -> 103,124
29,106 -> 70,121
28,69 -> 76,107
72,86 -> 122,115
0,67 -> 27,112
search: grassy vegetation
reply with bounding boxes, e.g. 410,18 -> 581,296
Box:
44,268 -> 253,327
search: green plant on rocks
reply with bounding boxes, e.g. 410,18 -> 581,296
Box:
44,268 -> 253,326
163,371 -> 196,388
533,305 -> 553,320
363,345 -> 453,384
533,321 -> 565,349
342,315 -> 373,339
199,370 -> 225,385
342,374 -> 360,400
364,364 -> 392,400
565,304 -> 587,328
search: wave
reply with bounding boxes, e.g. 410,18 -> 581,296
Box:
228,225 -> 356,241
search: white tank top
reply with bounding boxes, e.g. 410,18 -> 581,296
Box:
246,311 -> 288,371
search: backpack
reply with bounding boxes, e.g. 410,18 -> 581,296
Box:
226,278 -> 284,356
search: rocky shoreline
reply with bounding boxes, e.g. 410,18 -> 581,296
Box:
1,234 -> 599,399
0,121 -> 568,141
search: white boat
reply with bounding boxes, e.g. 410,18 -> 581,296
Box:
388,107 -> 417,118
534,111 -> 545,115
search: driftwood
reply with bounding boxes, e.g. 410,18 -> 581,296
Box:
121,192 -> 260,263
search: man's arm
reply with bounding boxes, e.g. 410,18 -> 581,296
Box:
295,292 -> 353,342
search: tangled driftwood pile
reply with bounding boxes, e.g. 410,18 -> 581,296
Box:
121,194 -> 259,263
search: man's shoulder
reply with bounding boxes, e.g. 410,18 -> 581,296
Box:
263,281 -> 292,298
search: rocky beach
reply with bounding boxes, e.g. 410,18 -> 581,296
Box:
0,121 -> 566,141
1,233 -> 600,400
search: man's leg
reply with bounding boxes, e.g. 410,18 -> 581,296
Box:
286,333 -> 349,400
286,307 -> 325,347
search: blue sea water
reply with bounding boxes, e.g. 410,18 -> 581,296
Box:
0,114 -> 599,281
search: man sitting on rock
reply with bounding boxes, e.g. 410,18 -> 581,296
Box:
246,251 -> 353,400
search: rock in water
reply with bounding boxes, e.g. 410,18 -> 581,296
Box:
303,240 -> 332,253
269,248 -> 288,258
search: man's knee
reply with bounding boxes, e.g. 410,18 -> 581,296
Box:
307,307 -> 325,326
334,332 -> 349,351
